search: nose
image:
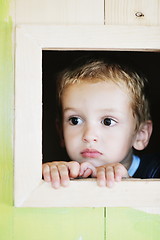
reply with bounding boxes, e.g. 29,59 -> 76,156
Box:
82,124 -> 98,143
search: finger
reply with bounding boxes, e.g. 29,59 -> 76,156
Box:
68,161 -> 80,178
96,167 -> 106,187
58,164 -> 70,187
114,165 -> 123,182
42,164 -> 51,182
81,168 -> 92,178
106,166 -> 115,188
114,164 -> 129,182
79,162 -> 87,176
50,165 -> 60,189
79,162 -> 96,177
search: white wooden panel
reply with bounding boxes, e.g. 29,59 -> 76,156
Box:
19,25 -> 160,50
16,0 -> 104,24
14,25 -> 160,207
14,27 -> 42,206
21,179 -> 160,208
105,0 -> 160,25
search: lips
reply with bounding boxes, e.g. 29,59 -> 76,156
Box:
81,149 -> 102,158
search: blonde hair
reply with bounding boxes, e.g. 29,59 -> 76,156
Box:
57,59 -> 151,130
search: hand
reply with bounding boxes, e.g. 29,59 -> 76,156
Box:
96,163 -> 129,188
79,162 -> 97,178
42,161 -> 80,189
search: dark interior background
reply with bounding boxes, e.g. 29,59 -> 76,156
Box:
42,50 -> 160,163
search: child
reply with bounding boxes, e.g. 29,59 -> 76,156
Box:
42,57 -> 154,189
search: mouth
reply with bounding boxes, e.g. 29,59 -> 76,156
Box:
81,149 -> 102,158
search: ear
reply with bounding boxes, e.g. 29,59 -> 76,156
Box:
133,120 -> 153,150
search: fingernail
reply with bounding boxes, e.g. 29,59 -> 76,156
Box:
107,181 -> 114,188
116,176 -> 121,182
62,181 -> 69,187
98,181 -> 105,187
52,182 -> 60,189
46,176 -> 51,182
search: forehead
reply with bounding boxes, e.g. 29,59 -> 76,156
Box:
61,81 -> 132,111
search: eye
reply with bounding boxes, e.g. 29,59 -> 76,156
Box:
101,118 -> 117,126
69,117 -> 83,125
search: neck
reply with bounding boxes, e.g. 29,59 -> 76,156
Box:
120,150 -> 133,170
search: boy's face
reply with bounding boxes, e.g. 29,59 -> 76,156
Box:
61,80 -> 138,167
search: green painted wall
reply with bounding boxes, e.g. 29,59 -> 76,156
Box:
0,0 -> 14,238
107,208 -> 160,240
0,1 -> 160,239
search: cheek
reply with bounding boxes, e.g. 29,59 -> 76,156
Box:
63,129 -> 80,160
63,127 -> 70,145
63,126 -> 79,147
104,129 -> 134,149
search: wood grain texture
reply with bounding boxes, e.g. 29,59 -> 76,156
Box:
1,1 -> 160,240
19,179 -> 160,207
107,208 -> 160,240
14,26 -> 42,206
14,25 -> 160,208
18,25 -> 160,50
105,0 -> 160,25
16,0 -> 104,24
0,1 -> 14,240
13,208 -> 105,240
0,0 -> 13,207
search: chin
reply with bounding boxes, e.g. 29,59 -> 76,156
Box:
83,159 -> 104,167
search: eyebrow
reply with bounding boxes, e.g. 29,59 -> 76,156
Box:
63,107 -> 124,115
63,107 -> 78,112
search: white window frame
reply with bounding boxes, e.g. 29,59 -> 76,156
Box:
14,25 -> 160,207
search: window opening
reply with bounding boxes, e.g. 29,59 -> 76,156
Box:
42,50 -> 160,163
